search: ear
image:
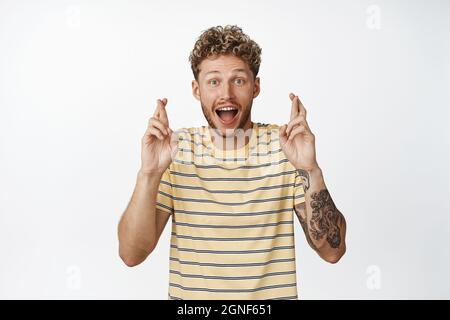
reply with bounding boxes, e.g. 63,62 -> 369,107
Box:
252,77 -> 260,99
192,79 -> 200,101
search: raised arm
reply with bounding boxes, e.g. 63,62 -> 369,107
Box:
280,93 -> 346,263
118,98 -> 177,267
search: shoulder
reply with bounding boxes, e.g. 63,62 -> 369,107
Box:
255,122 -> 281,141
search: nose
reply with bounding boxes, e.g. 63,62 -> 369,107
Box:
220,80 -> 235,100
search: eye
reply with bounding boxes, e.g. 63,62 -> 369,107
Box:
209,79 -> 219,87
234,78 -> 245,85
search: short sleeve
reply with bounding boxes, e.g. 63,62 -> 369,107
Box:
155,166 -> 174,214
293,169 -> 306,206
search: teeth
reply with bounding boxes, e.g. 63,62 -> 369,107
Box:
217,106 -> 237,111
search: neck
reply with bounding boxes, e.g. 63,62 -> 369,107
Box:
209,121 -> 254,151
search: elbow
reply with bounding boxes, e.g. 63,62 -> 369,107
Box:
323,245 -> 346,264
120,254 -> 143,267
119,246 -> 154,268
324,254 -> 343,264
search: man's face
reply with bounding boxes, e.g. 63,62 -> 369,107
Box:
192,54 -> 260,137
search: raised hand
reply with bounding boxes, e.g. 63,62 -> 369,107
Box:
279,93 -> 319,171
140,98 -> 178,175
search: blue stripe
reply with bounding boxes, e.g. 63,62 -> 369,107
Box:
173,221 -> 293,229
171,232 -> 294,241
178,139 -> 213,149
170,257 -> 295,267
169,170 -> 296,181
170,245 -> 294,254
155,202 -> 173,213
169,293 -> 298,300
159,192 -> 301,206
169,282 -> 296,293
169,270 -> 296,280
160,180 -> 294,193
177,148 -> 282,158
268,295 -> 298,300
252,138 -> 279,146
172,158 -> 290,170
177,127 -> 274,142
250,148 -> 282,156
177,138 -> 280,149
173,207 -> 293,217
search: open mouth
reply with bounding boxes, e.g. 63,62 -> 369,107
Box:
215,106 -> 239,125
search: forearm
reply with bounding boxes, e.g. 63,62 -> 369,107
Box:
294,166 -> 347,263
118,170 -> 162,262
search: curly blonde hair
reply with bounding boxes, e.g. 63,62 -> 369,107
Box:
189,25 -> 262,80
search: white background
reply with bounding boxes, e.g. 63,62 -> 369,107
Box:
1,0 -> 449,299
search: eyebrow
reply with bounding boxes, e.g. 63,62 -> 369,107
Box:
205,68 -> 248,76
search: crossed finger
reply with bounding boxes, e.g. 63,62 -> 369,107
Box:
287,93 -> 309,136
154,98 -> 168,120
145,98 -> 171,140
157,98 -> 169,126
289,93 -> 307,120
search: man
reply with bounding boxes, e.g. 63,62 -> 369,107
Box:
118,25 -> 346,300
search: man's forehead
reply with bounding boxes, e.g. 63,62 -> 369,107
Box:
199,55 -> 251,76
204,68 -> 248,76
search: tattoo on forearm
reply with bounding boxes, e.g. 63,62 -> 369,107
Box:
309,189 -> 344,248
294,203 -> 318,252
296,169 -> 310,191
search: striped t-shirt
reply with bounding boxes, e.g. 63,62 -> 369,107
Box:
156,122 -> 306,300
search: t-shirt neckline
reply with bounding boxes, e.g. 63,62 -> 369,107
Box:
203,122 -> 258,159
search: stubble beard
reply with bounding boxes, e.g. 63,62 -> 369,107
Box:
201,100 -> 252,138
